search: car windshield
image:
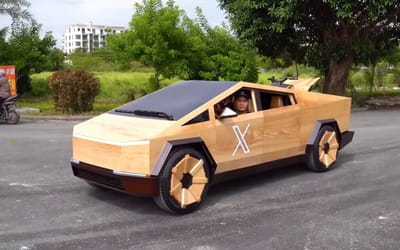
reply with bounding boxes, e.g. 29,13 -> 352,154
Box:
110,80 -> 238,120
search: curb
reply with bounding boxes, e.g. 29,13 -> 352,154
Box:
21,115 -> 94,121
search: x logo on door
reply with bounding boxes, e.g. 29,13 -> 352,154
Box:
232,124 -> 251,156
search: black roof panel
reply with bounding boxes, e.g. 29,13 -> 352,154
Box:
111,80 -> 238,120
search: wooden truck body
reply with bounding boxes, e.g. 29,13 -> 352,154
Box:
71,80 -> 354,214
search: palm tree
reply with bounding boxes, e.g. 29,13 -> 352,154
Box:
0,0 -> 35,24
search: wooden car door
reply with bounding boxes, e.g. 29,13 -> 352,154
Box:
258,92 -> 302,163
214,111 -> 264,174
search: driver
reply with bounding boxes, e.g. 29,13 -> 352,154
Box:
0,69 -> 11,106
233,90 -> 250,114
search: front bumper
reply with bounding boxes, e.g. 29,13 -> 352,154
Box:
71,160 -> 159,197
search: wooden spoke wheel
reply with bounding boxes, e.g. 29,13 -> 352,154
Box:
306,125 -> 340,172
154,147 -> 211,214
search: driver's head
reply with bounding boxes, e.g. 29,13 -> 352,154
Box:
233,90 -> 250,114
0,69 -> 5,77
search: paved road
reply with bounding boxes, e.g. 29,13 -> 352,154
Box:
0,111 -> 399,250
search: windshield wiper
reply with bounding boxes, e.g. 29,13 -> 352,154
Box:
115,109 -> 174,120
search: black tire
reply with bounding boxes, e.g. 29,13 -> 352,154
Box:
154,147 -> 211,214
6,110 -> 20,125
306,125 -> 340,172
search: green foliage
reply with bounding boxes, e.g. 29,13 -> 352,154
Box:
67,48 -> 115,72
30,72 -> 52,97
46,48 -> 65,71
30,77 -> 52,97
107,0 -> 188,89
195,24 -> 258,82
219,0 -> 400,94
107,0 -> 258,88
95,71 -> 177,102
0,23 -> 56,93
48,70 -> 99,113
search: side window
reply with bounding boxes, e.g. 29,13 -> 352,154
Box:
214,89 -> 254,118
259,92 -> 293,110
184,110 -> 210,125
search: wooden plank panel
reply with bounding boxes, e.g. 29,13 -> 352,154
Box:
74,113 -> 173,142
73,137 -> 151,174
73,137 -> 121,170
121,144 -> 151,175
262,105 -> 302,162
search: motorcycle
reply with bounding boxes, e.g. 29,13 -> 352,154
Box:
0,95 -> 20,124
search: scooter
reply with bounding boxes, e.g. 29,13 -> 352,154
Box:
0,95 -> 20,124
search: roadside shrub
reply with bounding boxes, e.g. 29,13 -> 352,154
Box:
48,70 -> 99,113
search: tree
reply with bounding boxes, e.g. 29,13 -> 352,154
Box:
46,48 -> 65,71
0,23 -> 56,93
107,0 -> 258,90
191,9 -> 258,82
107,0 -> 190,91
0,0 -> 35,24
219,0 -> 400,95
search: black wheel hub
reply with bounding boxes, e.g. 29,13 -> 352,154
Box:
323,143 -> 330,153
181,173 -> 193,189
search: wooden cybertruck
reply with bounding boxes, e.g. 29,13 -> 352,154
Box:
71,79 -> 354,214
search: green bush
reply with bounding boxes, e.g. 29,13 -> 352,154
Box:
30,77 -> 52,97
48,70 -> 99,113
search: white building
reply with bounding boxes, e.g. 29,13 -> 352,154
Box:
62,22 -> 125,54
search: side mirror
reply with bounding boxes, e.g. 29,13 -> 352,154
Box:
219,107 -> 237,119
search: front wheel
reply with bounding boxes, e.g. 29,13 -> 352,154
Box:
6,110 -> 20,124
154,147 -> 211,214
306,125 -> 340,172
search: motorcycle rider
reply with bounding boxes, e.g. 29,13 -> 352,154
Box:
0,69 -> 11,106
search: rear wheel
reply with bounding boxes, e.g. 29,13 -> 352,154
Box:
6,110 -> 20,124
154,147 -> 211,214
306,125 -> 339,172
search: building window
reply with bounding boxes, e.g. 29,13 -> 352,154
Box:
75,41 -> 81,46
75,34 -> 81,39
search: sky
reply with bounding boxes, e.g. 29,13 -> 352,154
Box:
0,0 -> 227,48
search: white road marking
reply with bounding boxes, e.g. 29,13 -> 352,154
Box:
9,183 -> 32,187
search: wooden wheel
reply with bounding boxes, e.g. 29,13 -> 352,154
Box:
318,129 -> 339,168
306,125 -> 339,172
154,147 -> 211,214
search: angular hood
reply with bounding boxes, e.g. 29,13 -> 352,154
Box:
73,113 -> 175,144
